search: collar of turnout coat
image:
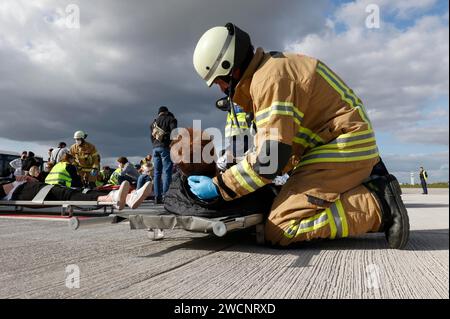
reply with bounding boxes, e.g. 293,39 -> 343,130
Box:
233,47 -> 265,113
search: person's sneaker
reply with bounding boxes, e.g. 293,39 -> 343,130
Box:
107,181 -> 130,210
363,174 -> 410,249
126,181 -> 153,209
154,196 -> 164,205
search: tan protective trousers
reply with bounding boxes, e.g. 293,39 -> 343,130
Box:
265,158 -> 382,246
79,170 -> 97,184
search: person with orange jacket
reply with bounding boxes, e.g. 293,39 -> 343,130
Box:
190,23 -> 409,249
70,130 -> 101,188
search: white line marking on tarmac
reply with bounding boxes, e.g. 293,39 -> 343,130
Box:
0,216 -> 70,222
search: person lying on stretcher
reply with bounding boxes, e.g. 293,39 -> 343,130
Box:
0,174 -> 152,210
164,128 -> 278,217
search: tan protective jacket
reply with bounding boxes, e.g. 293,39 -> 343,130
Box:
69,141 -> 101,173
213,48 -> 379,201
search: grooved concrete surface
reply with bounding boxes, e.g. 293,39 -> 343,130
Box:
0,188 -> 448,299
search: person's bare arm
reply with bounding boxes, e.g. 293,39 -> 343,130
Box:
2,183 -> 14,196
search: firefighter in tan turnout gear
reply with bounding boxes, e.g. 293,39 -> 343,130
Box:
190,23 -> 410,249
70,130 -> 101,188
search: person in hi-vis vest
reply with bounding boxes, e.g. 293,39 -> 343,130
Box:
419,167 -> 428,195
45,153 -> 82,188
217,98 -> 254,172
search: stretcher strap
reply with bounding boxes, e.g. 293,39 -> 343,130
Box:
31,185 -> 55,204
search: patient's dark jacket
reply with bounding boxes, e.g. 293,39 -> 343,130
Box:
164,171 -> 278,218
11,182 -> 108,201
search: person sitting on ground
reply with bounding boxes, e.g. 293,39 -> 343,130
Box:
140,154 -> 152,167
137,162 -> 154,190
22,151 -> 39,173
27,165 -> 41,180
108,167 -> 122,185
27,165 -> 48,183
97,166 -> 113,187
116,157 -> 140,185
0,179 -> 152,210
45,153 -> 83,188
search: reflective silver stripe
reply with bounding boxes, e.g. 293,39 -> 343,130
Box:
297,213 -> 329,232
31,185 -> 54,204
286,228 -> 296,236
317,64 -> 359,107
46,171 -> 72,180
329,132 -> 375,145
45,179 -> 69,186
203,33 -> 234,83
235,162 -> 260,191
301,147 -> 379,161
317,63 -> 372,127
293,111 -> 303,124
330,203 -> 343,238
45,178 -> 70,184
255,105 -> 303,125
226,121 -> 248,128
295,131 -> 323,148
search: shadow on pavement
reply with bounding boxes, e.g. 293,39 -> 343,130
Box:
404,228 -> 449,251
139,227 -> 448,260
405,203 -> 449,208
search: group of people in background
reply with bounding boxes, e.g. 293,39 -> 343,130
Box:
6,102 -> 431,206
9,151 -> 40,177
6,107 -> 178,204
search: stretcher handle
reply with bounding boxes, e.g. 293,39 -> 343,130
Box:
69,215 -> 119,230
212,214 -> 265,237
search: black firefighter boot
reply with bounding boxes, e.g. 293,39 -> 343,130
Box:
363,174 -> 410,249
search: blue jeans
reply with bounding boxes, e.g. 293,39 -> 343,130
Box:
137,174 -> 151,190
118,175 -> 136,185
420,178 -> 428,194
153,146 -> 173,199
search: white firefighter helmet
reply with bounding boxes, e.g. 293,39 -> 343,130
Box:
73,130 -> 87,139
193,23 -> 251,87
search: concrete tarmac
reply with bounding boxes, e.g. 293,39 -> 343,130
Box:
0,188 -> 447,299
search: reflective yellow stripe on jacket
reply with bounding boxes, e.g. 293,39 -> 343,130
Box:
296,129 -> 379,167
316,62 -> 372,128
45,162 -> 72,187
293,126 -> 324,149
255,101 -> 304,127
316,130 -> 376,149
223,101 -> 302,196
229,158 -> 266,193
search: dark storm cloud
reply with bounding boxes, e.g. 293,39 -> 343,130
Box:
0,0 -> 329,157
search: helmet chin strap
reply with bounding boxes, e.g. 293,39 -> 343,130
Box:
226,71 -> 243,135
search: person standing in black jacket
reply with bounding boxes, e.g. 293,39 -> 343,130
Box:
419,167 -> 428,195
150,106 -> 177,204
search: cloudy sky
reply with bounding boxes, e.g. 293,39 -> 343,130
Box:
0,0 -> 448,183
